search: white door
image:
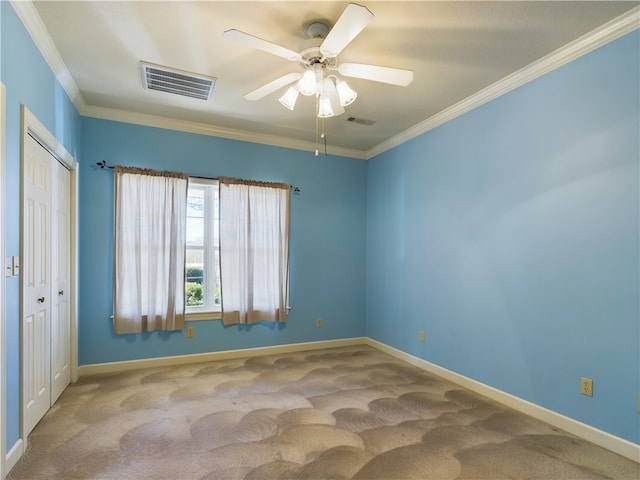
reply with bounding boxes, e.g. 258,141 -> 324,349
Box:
51,158 -> 71,403
23,134 -> 52,435
23,133 -> 72,434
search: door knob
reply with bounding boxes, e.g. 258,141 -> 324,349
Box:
58,290 -> 64,296
37,297 -> 45,303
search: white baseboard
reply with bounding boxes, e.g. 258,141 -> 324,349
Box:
78,337 -> 367,376
6,312 -> 634,478
5,438 -> 24,476
76,336 -> 639,463
364,338 -> 640,463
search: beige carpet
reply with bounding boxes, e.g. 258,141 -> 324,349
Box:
8,345 -> 639,479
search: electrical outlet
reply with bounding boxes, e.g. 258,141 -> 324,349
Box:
580,377 -> 593,397
419,330 -> 425,343
186,327 -> 194,338
316,318 -> 323,328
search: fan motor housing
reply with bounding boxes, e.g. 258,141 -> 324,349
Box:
300,47 -> 337,69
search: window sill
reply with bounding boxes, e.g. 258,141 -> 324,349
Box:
185,306 -> 291,322
186,310 -> 222,321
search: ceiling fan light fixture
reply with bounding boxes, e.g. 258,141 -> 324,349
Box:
318,94 -> 335,118
224,3 -> 412,153
298,70 -> 317,96
335,78 -> 357,106
279,86 -> 299,110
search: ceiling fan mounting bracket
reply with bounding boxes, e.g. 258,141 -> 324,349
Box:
306,22 -> 330,39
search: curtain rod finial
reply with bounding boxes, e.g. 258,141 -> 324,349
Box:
97,160 -> 114,169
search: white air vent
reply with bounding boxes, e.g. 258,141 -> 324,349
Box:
141,62 -> 215,101
346,116 -> 376,126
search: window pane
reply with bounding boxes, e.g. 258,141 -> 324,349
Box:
186,217 -> 204,246
186,249 -> 203,282
187,188 -> 204,217
186,178 -> 221,313
186,248 -> 204,306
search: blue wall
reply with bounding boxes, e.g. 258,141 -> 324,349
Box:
366,31 -> 639,444
79,119 -> 367,365
1,2 -> 82,453
3,0 -> 639,457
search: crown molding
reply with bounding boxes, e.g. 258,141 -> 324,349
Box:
366,5 -> 640,160
82,105 -> 367,160
11,1 -> 638,161
10,1 -> 86,113
11,0 -> 365,158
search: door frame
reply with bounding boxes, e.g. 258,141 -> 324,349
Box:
1,82 -> 7,480
20,106 -> 78,448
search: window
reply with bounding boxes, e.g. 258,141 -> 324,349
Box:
185,178 -> 221,318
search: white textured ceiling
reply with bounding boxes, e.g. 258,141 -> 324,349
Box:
27,1 -> 639,158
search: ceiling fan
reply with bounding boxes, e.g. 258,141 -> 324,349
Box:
223,3 -> 413,119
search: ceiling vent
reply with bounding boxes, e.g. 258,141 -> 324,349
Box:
346,116 -> 376,126
141,62 -> 216,101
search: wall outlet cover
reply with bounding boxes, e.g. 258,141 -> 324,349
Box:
580,377 -> 593,397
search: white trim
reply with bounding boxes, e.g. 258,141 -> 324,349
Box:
81,105 -> 367,160
11,1 -> 639,160
9,1 -> 86,114
364,338 -> 640,463
22,109 -> 76,170
76,336 -> 639,461
0,82 -> 6,480
366,5 -> 640,159
69,163 -> 79,383
4,439 -> 23,475
83,1 -> 640,163
185,311 -> 222,322
20,105 -> 79,449
78,337 -> 367,376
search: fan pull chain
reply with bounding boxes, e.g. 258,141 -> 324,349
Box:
314,96 -> 328,157
321,118 -> 327,155
315,95 -> 320,157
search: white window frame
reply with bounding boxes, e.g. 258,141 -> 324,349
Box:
185,178 -> 221,320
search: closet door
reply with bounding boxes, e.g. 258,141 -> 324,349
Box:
51,158 -> 71,403
22,134 -> 52,435
22,132 -> 72,434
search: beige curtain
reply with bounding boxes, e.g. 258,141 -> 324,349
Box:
113,166 -> 189,334
219,177 -> 290,325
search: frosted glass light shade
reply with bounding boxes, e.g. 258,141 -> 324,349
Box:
298,70 -> 317,96
279,87 -> 299,110
335,78 -> 357,106
317,94 -> 334,118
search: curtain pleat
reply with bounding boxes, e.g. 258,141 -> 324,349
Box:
219,178 -> 290,325
113,167 -> 188,334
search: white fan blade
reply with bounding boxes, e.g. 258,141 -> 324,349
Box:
244,72 -> 302,101
320,3 -> 374,58
338,63 -> 414,86
224,29 -> 302,62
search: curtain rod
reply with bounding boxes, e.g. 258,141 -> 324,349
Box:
96,160 -> 301,193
